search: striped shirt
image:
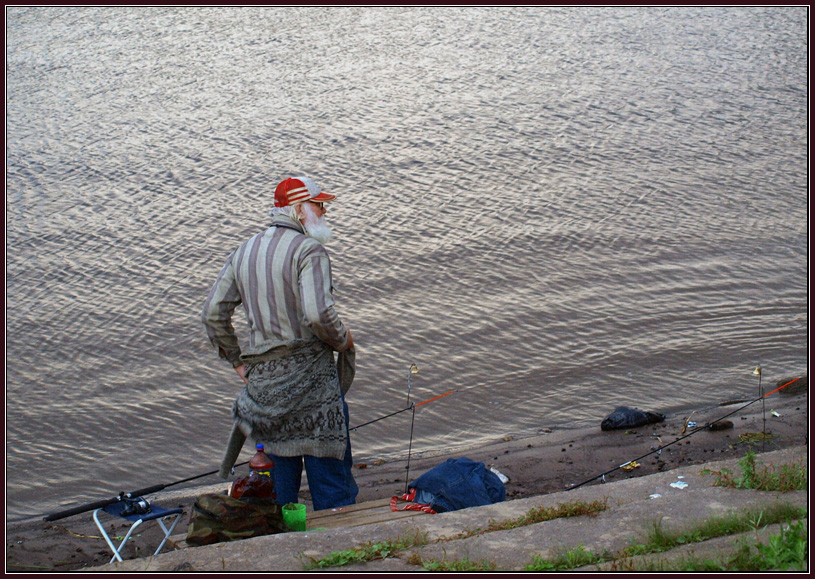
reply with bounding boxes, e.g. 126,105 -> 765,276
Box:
202,214 -> 351,367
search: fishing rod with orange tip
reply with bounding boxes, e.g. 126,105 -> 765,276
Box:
348,388 -> 459,431
566,374 -> 804,492
349,363 -> 460,492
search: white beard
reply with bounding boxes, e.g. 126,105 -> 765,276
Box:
300,204 -> 333,244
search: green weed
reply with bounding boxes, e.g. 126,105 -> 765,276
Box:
421,557 -> 497,572
485,498 -> 609,533
618,519 -> 808,572
749,519 -> 808,571
303,531 -> 428,569
703,451 -> 807,491
525,545 -> 607,571
627,502 -> 805,557
524,503 -> 807,572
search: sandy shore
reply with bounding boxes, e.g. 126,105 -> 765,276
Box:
6,379 -> 807,572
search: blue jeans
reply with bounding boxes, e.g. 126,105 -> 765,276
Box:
271,395 -> 359,511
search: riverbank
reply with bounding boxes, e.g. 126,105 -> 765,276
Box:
6,381 -> 807,572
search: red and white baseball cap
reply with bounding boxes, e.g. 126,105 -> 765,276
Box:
274,176 -> 336,208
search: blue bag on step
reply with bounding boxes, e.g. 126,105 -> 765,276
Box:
406,457 -> 506,513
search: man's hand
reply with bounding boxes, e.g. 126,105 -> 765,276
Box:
234,364 -> 248,385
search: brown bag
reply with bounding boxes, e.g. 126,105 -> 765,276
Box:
186,493 -> 287,546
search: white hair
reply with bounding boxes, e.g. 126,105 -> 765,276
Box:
300,202 -> 333,244
269,203 -> 332,244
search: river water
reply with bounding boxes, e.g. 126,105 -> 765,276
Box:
5,6 -> 808,521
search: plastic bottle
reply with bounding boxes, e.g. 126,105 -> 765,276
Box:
249,443 -> 274,477
234,443 -> 275,500
229,444 -> 276,499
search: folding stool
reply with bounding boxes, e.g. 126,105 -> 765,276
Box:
92,498 -> 183,563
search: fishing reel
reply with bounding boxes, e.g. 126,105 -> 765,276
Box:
119,496 -> 151,517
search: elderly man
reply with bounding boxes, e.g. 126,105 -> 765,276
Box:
202,176 -> 358,511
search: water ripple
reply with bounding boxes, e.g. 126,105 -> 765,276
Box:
5,6 -> 808,520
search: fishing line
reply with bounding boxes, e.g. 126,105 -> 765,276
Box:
349,390 -> 458,431
402,390 -> 458,491
404,405 -> 417,494
348,360 -> 457,432
566,376 -> 802,492
349,406 -> 415,431
349,388 -> 460,488
347,361 -> 460,490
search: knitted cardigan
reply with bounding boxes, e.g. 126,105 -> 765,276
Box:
219,341 -> 355,478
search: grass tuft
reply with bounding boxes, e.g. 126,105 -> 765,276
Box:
422,557 -> 497,572
302,531 -> 429,569
525,545 -> 607,571
523,503 -> 807,572
703,451 -> 807,491
485,498 -> 609,533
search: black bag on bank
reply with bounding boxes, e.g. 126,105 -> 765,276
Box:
600,406 -> 665,431
186,493 -> 287,546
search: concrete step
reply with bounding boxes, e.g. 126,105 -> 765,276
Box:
167,497 -> 428,550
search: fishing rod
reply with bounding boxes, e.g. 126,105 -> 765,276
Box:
348,363 -> 445,432
352,388 -> 458,492
43,460 -> 250,522
349,388 -> 458,432
43,370 -> 458,522
402,386 -> 459,493
566,376 -> 802,492
349,363 -> 459,491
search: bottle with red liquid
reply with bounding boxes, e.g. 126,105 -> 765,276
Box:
249,443 -> 275,477
230,443 -> 276,500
